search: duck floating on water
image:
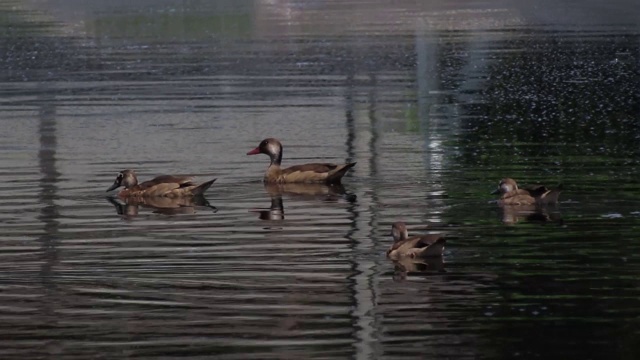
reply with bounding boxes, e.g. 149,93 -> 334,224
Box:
386,222 -> 446,260
247,138 -> 356,184
106,169 -> 216,198
492,178 -> 562,206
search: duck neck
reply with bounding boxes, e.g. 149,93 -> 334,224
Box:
270,148 -> 282,166
123,176 -> 138,190
501,189 -> 520,199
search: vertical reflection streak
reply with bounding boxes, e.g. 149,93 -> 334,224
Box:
416,18 -> 439,169
347,67 -> 382,359
37,90 -> 61,355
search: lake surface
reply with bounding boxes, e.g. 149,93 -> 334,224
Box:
1,0 -> 640,359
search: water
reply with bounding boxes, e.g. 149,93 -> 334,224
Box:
1,0 -> 640,358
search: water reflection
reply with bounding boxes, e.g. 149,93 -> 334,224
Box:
265,183 -> 355,202
251,190 -> 284,221
106,195 -> 217,217
391,257 -> 446,282
36,86 -> 61,356
498,203 -> 563,225
253,183 -> 357,221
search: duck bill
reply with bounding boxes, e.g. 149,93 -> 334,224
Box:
106,181 -> 120,192
491,188 -> 500,195
246,147 -> 261,155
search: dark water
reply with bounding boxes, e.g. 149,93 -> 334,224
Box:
1,0 -> 640,359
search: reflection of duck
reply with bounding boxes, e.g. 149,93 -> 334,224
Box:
106,195 -> 217,216
264,183 -> 356,202
106,169 -> 216,198
386,222 -> 446,260
247,138 -> 356,184
392,256 -> 446,282
499,203 -> 563,225
253,195 -> 285,221
492,178 -> 562,206
252,183 -> 357,221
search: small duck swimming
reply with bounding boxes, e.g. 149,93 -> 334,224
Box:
492,178 -> 562,206
106,169 -> 216,198
386,222 -> 446,260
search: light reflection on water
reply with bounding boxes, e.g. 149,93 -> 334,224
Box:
1,0 -> 640,359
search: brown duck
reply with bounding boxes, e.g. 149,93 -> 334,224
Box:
106,169 -> 216,198
247,138 -> 356,184
492,178 -> 562,206
386,222 -> 446,260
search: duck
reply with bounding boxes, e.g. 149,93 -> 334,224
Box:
106,169 -> 216,198
491,178 -> 562,206
247,138 -> 356,184
386,222 -> 446,260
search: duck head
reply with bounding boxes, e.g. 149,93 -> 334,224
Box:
491,178 -> 518,195
391,221 -> 409,242
247,138 -> 283,165
106,169 -> 138,192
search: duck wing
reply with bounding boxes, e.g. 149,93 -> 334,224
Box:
282,163 -> 339,174
138,175 -> 195,190
280,162 -> 356,184
410,235 -> 446,258
140,182 -> 182,197
499,193 -> 536,205
387,237 -> 422,255
388,235 -> 435,255
523,185 -> 550,198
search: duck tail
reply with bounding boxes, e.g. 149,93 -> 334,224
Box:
540,183 -> 562,204
434,237 -> 447,245
544,189 -> 562,204
416,238 -> 446,258
193,178 -> 217,195
326,162 -> 357,184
